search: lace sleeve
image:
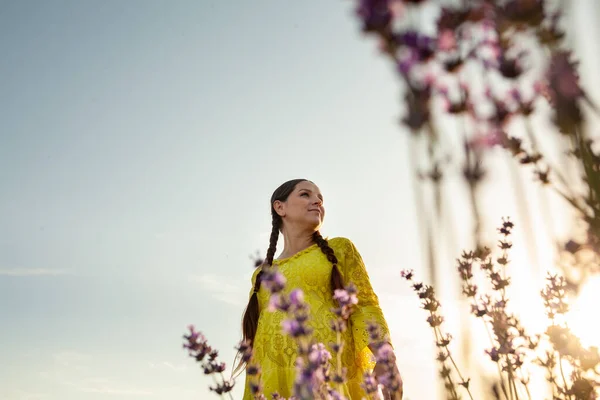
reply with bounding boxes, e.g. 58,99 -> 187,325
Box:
341,239 -> 391,359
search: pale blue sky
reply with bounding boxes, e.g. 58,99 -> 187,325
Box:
2,1 -> 600,400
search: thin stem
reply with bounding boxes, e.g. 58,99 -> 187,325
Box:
504,153 -> 540,279
408,133 -> 439,289
336,330 -> 343,394
522,379 -> 532,400
431,322 -> 460,400
573,124 -> 600,210
498,246 -> 514,400
523,117 -> 574,195
521,117 -> 594,222
505,358 -> 520,400
515,366 -> 532,400
484,323 -> 510,400
434,325 -> 475,400
218,373 -> 235,400
558,354 -> 572,400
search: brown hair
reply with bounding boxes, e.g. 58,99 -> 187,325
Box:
242,179 -> 345,346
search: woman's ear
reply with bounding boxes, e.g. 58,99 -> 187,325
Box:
273,200 -> 286,217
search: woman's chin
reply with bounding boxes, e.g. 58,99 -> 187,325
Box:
296,216 -> 322,231
308,219 -> 323,231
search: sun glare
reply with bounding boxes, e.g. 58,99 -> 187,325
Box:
566,275 -> 600,348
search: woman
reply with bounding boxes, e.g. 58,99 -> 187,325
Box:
240,179 -> 402,399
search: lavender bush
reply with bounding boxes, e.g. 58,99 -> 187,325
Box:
351,0 -> 600,397
401,219 -> 600,399
352,0 -> 599,287
183,1 -> 600,398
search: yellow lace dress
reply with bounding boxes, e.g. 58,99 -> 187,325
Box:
242,237 -> 391,399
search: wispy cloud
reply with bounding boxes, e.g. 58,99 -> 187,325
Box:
0,267 -> 70,276
78,386 -> 155,396
148,361 -> 187,371
189,273 -> 247,307
61,377 -> 155,397
44,351 -> 155,397
1,389 -> 51,400
52,351 -> 91,370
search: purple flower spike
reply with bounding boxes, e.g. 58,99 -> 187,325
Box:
308,343 -> 332,365
282,319 -> 300,335
289,289 -> 305,306
362,372 -> 379,394
262,268 -> 287,293
281,318 -> 312,338
334,289 -> 358,307
268,293 -> 285,312
328,389 -> 348,400
397,49 -> 418,77
376,343 -> 395,363
356,0 -> 392,33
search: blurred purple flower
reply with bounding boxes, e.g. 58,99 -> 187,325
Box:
438,29 -> 457,52
361,372 -> 379,394
268,293 -> 291,312
235,340 -> 253,363
356,0 -> 392,33
333,288 -> 358,307
282,317 -> 312,338
328,389 -> 348,400
308,342 -> 332,365
183,326 -> 235,394
546,51 -> 584,103
289,289 -> 305,306
293,353 -> 329,399
183,325 -> 211,361
262,268 -> 287,293
396,31 -> 435,62
397,48 -> 419,77
376,343 -> 395,363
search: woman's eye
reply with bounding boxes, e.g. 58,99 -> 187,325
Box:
300,193 -> 309,197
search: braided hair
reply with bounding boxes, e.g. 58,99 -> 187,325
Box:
241,179 -> 345,347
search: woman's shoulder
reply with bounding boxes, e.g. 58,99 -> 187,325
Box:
327,236 -> 357,254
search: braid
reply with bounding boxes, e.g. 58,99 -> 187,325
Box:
242,215 -> 280,349
313,231 -> 345,292
265,215 -> 281,266
251,216 -> 280,295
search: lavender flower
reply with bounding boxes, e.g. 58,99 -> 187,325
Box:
289,289 -> 304,306
282,318 -> 312,339
361,372 -> 379,396
293,345 -> 332,400
268,293 -> 291,312
182,325 -> 235,398
332,284 -> 359,321
400,271 -> 472,399
261,267 -> 287,293
308,343 -> 332,365
355,0 -> 393,34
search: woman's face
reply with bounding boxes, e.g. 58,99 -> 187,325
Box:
275,181 -> 325,230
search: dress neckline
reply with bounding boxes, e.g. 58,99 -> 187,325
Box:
274,243 -> 319,264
